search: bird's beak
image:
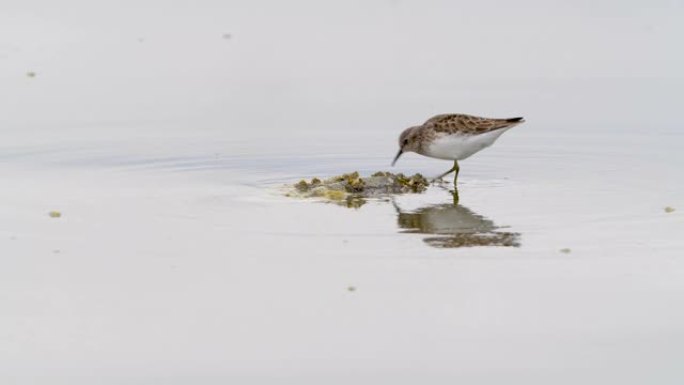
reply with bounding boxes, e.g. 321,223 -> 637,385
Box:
391,148 -> 403,166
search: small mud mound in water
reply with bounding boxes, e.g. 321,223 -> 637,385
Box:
286,171 -> 429,208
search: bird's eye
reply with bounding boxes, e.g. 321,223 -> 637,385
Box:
403,139 -> 409,145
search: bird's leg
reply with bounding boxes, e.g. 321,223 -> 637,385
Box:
433,161 -> 458,183
450,161 -> 460,205
452,161 -> 460,186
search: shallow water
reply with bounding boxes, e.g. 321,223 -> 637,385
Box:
2,106 -> 684,383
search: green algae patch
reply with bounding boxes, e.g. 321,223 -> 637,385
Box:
294,180 -> 311,192
324,190 -> 347,201
287,171 -> 429,207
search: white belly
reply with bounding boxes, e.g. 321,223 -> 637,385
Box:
423,128 -> 511,161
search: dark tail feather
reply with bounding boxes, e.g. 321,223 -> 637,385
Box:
506,117 -> 525,123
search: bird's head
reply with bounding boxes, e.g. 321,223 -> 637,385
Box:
392,126 -> 421,166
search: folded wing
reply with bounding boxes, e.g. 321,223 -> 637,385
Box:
424,114 -> 524,135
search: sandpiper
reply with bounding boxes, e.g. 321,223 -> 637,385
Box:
392,113 -> 524,185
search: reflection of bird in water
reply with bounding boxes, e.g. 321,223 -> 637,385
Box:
393,201 -> 520,248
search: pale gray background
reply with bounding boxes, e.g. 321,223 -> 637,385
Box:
2,1 -> 683,384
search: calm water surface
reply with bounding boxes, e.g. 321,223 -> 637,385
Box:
2,93 -> 684,384
3,0 -> 684,380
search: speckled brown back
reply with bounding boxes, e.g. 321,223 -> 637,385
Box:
423,114 -> 524,135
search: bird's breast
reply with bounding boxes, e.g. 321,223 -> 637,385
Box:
421,129 -> 510,161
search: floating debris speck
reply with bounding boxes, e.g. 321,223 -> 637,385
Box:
48,211 -> 62,218
664,206 -> 675,213
560,248 -> 571,254
26,71 -> 36,78
347,286 -> 356,292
